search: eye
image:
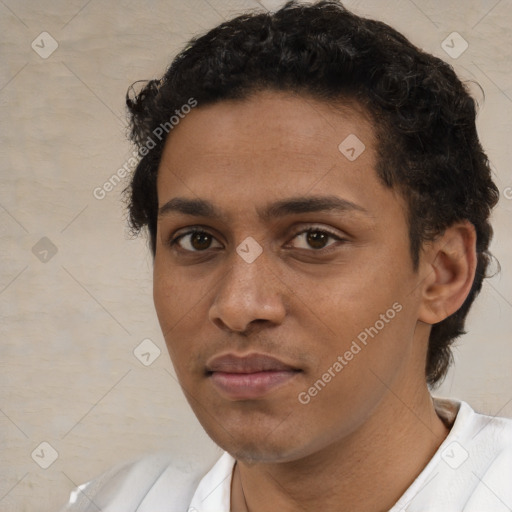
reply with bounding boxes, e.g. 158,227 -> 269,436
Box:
289,227 -> 344,250
171,229 -> 223,252
169,226 -> 345,253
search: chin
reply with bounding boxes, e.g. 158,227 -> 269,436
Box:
206,425 -> 312,465
226,442 -> 301,465
187,392 -> 321,463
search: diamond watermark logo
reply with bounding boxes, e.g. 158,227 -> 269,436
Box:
441,32 -> 468,59
236,236 -> 263,263
32,237 -> 58,263
338,134 -> 365,161
134,338 -> 161,366
441,441 -> 469,469
31,441 -> 59,469
31,32 -> 58,59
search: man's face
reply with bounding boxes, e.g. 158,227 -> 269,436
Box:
153,91 -> 429,463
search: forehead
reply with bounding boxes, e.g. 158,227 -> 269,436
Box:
155,90 -> 402,223
160,90 -> 374,163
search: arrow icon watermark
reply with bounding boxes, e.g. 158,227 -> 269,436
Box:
31,31 -> 58,59
133,339 -> 161,366
236,236 -> 263,263
338,134 -> 365,161
32,237 -> 58,263
441,32 -> 468,59
31,442 -> 58,469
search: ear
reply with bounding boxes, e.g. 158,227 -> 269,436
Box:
418,221 -> 477,325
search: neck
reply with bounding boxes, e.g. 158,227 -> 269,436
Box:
231,387 -> 450,512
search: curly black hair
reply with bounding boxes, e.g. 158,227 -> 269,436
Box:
124,0 -> 499,387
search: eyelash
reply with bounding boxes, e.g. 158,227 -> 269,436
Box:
169,226 -> 346,253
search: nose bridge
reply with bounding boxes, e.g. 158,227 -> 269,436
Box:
228,250 -> 268,293
208,245 -> 286,332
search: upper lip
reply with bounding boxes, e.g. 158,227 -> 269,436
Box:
205,353 -> 300,374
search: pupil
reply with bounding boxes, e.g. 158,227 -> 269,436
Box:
307,231 -> 327,249
192,232 -> 211,250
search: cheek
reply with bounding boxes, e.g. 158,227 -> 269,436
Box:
153,255 -> 210,325
286,250 -> 412,341
153,261 -> 196,359
291,258 -> 418,389
153,264 -> 179,332
152,257 -> 221,378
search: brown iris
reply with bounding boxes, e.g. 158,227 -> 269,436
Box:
306,230 -> 329,249
191,232 -> 212,250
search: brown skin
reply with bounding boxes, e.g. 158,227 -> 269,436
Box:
153,91 -> 476,511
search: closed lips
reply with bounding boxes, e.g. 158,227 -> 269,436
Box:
205,353 -> 301,374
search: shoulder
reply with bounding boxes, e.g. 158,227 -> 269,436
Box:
395,397 -> 512,511
457,399 -> 512,456
434,397 -> 512,478
59,451 -> 222,512
448,400 -> 512,510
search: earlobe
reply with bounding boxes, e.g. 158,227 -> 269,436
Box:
418,221 -> 477,325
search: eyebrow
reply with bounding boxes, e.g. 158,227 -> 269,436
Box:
158,195 -> 368,221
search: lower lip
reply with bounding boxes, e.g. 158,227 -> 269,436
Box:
209,370 -> 299,399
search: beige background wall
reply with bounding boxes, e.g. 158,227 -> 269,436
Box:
1,1 -> 511,510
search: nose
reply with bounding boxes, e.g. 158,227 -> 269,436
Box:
208,249 -> 287,334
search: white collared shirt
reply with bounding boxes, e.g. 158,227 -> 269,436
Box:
61,398 -> 512,511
